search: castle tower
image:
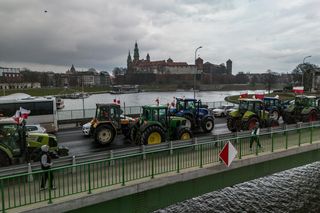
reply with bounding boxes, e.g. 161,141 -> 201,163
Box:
226,59 -> 232,75
127,51 -> 132,73
133,41 -> 140,62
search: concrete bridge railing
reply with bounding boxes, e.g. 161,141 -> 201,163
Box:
1,123 -> 320,212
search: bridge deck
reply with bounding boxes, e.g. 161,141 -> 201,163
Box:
2,126 -> 320,213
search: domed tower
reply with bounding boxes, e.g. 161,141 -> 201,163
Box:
133,41 -> 140,62
226,59 -> 232,75
127,51 -> 133,73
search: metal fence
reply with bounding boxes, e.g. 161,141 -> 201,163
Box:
57,101 -> 233,120
1,123 -> 319,212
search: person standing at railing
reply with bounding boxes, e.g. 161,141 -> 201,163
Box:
250,122 -> 262,151
40,145 -> 56,190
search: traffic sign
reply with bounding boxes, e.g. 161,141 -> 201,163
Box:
219,141 -> 238,167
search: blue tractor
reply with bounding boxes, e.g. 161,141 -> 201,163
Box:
170,98 -> 214,133
263,97 -> 284,120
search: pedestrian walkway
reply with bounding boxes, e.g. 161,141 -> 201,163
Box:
1,125 -> 320,213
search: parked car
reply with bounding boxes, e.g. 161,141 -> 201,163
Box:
82,122 -> 91,136
25,124 -> 46,133
212,105 -> 235,117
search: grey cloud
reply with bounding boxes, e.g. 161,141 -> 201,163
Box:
0,0 -> 319,73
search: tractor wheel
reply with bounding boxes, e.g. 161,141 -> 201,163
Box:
95,125 -> 115,145
129,127 -> 140,145
267,119 -> 279,128
270,110 -> 280,120
28,148 -> 41,162
201,117 -> 214,133
308,110 -> 317,122
0,150 -> 10,167
244,117 -> 259,131
184,114 -> 195,129
141,126 -> 165,145
283,112 -> 295,124
227,117 -> 240,132
176,127 -> 193,141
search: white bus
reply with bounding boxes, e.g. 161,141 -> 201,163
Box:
0,93 -> 58,132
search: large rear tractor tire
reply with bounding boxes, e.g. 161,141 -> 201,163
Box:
283,112 -> 295,124
308,110 -> 317,122
0,150 -> 11,167
141,126 -> 165,145
201,117 -> 214,133
176,127 -> 193,141
267,119 -> 280,128
244,117 -> 259,131
227,117 -> 241,132
95,125 -> 115,145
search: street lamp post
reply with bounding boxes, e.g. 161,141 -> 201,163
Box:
194,46 -> 202,99
302,55 -> 312,87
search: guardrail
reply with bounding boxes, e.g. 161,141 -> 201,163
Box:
1,121 -> 319,177
1,121 -> 320,212
57,101 -> 233,121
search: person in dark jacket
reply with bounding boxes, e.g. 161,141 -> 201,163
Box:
40,145 -> 55,190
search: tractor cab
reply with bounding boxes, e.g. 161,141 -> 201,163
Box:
238,99 -> 265,117
94,103 -> 122,123
141,105 -> 168,125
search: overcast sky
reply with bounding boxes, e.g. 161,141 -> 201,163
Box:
0,0 -> 319,74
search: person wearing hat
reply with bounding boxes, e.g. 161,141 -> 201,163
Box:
40,145 -> 55,190
250,122 -> 262,151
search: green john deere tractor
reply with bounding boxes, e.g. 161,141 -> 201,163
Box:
130,105 -> 193,145
282,95 -> 320,124
227,98 -> 279,132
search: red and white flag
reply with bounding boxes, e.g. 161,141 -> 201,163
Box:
12,110 -> 21,123
219,141 -> 238,167
19,107 -> 31,119
293,86 -> 304,94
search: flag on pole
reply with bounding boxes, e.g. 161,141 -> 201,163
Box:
19,107 -> 31,119
293,86 -> 304,94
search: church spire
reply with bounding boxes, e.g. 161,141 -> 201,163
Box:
133,41 -> 139,61
127,51 -> 132,71
146,53 -> 150,62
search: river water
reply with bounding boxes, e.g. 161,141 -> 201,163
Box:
62,90 -> 260,110
154,161 -> 320,213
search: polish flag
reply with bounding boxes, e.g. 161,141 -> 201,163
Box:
240,92 -> 248,99
293,86 -> 304,94
12,110 -> 21,123
255,93 -> 265,100
19,107 -> 31,119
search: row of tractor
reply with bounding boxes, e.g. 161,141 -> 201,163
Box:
89,95 -> 320,146
89,98 -> 215,146
227,95 -> 320,132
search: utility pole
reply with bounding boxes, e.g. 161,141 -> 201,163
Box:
194,46 -> 202,99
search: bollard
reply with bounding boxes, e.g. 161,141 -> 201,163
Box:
110,150 -> 115,166
169,141 -> 173,155
72,156 -> 76,174
27,163 -> 33,182
141,145 -> 146,160
193,137 -> 198,151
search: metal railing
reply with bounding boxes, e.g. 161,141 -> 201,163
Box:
57,101 -> 232,121
1,123 -> 320,212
